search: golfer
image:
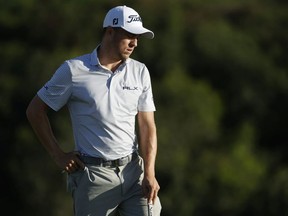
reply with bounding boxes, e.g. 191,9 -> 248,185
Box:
26,5 -> 161,216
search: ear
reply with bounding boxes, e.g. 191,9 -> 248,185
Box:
106,27 -> 114,36
104,27 -> 117,42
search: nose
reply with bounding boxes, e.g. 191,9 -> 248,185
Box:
130,38 -> 138,48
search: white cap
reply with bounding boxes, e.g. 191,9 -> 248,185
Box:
103,5 -> 154,39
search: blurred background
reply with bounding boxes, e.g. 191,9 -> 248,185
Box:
1,0 -> 288,215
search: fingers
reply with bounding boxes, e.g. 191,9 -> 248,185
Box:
62,152 -> 85,174
64,159 -> 77,173
148,184 -> 160,204
143,178 -> 160,204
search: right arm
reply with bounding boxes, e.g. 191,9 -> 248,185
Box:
26,95 -> 84,173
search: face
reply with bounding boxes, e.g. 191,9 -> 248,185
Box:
110,28 -> 139,61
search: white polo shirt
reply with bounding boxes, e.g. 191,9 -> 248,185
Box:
38,48 -> 156,160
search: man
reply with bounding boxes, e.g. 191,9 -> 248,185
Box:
26,5 -> 161,216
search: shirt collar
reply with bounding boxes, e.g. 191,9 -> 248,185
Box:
90,46 -> 101,66
90,45 -> 131,67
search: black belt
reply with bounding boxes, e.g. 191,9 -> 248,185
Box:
79,152 -> 138,167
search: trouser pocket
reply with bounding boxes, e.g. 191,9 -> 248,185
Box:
67,167 -> 88,195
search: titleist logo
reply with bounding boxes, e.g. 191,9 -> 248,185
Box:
127,15 -> 142,23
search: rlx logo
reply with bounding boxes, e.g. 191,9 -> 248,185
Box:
123,86 -> 138,90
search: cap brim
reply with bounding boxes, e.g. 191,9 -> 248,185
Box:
122,26 -> 154,39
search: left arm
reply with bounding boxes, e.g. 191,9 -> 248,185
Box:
137,111 -> 160,204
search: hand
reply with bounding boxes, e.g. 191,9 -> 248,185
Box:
142,175 -> 160,204
54,151 -> 85,174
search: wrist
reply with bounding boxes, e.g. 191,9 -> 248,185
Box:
49,147 -> 65,161
144,168 -> 155,178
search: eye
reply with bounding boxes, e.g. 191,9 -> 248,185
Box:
127,32 -> 139,39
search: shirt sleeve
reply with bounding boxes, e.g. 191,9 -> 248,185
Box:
138,66 -> 156,112
37,61 -> 72,111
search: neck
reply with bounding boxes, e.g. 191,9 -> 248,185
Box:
98,44 -> 123,72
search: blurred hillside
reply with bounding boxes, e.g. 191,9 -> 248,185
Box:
1,0 -> 288,215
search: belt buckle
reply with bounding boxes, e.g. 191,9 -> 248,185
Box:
109,153 -> 134,167
109,159 -> 120,167
114,159 -> 119,166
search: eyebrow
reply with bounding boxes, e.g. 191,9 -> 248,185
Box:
126,32 -> 139,38
113,27 -> 139,39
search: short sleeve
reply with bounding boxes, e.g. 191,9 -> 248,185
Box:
138,66 -> 156,112
37,61 -> 72,111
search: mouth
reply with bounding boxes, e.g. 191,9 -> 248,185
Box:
126,48 -> 134,53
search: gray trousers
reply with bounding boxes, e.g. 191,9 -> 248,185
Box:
67,156 -> 161,216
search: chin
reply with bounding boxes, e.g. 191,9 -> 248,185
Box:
121,54 -> 130,61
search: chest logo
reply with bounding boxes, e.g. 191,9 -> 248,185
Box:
123,86 -> 138,90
